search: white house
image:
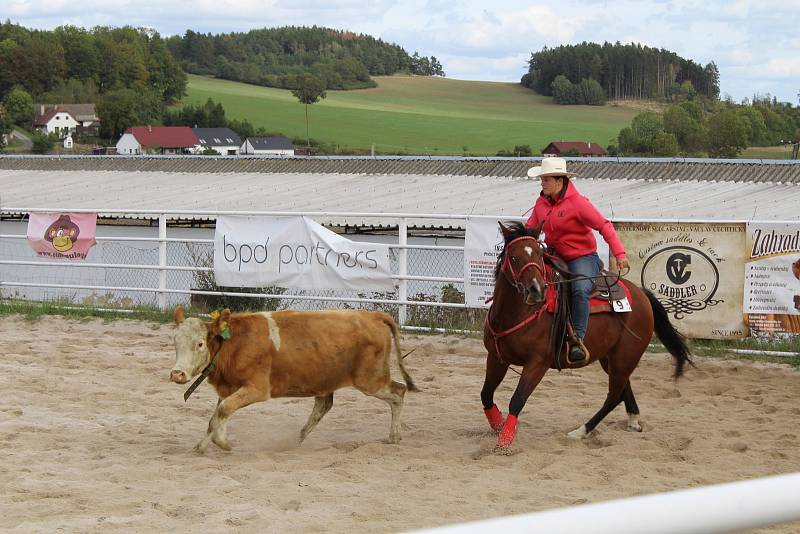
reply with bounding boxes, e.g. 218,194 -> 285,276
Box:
240,136 -> 295,156
192,128 -> 242,155
33,104 -> 100,138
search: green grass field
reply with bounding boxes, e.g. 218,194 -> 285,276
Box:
184,74 -> 639,155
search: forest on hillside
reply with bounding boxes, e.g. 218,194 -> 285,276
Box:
166,27 -> 445,91
522,42 -> 720,103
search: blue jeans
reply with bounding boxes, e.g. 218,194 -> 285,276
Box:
567,253 -> 602,339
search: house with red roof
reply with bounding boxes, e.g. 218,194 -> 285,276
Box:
116,126 -> 200,155
542,141 -> 606,157
33,104 -> 101,138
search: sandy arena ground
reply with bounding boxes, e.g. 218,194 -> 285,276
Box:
2,315 -> 799,533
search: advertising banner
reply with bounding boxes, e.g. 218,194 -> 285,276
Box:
744,222 -> 800,335
26,212 -> 97,260
616,222 -> 747,339
464,218 -> 505,308
214,216 -> 393,291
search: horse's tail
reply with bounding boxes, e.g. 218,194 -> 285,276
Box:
382,313 -> 418,392
643,288 -> 693,378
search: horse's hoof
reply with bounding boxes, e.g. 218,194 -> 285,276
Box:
626,424 -> 643,433
567,424 -> 588,439
497,415 -> 518,447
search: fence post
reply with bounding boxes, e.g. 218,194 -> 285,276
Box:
398,217 -> 408,327
158,214 -> 167,310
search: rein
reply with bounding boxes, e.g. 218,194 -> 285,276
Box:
183,328 -> 230,402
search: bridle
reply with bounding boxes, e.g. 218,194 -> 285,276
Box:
486,235 -> 550,364
500,236 -> 547,300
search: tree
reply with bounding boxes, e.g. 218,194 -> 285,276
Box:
290,74 -> 326,147
31,132 -> 56,154
97,87 -> 161,141
707,110 -> 748,158
3,86 -> 33,125
551,75 -> 574,104
0,104 -> 12,150
630,112 -> 664,153
653,131 -> 679,156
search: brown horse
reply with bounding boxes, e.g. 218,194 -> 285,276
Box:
482,221 -> 691,448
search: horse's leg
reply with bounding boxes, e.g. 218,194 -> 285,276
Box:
621,382 -> 642,432
597,358 -> 642,432
497,359 -> 549,448
568,366 -> 629,439
481,352 -> 509,432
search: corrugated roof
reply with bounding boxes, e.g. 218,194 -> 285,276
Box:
1,155 -> 799,183
2,167 -> 798,228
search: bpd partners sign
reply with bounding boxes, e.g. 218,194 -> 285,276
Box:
214,216 -> 393,291
616,222 -> 746,339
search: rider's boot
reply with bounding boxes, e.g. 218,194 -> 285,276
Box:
568,337 -> 589,364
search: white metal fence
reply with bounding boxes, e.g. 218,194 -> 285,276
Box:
1,208 -> 512,330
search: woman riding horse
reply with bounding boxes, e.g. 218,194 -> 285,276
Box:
525,157 -> 630,364
482,163 -> 692,449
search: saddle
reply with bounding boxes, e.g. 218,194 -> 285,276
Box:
588,271 -> 631,313
544,262 -> 632,370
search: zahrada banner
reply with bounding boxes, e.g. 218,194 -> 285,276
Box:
615,222 -> 747,339
744,222 -> 800,335
214,216 -> 393,291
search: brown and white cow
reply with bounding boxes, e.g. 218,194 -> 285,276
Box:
170,306 -> 416,453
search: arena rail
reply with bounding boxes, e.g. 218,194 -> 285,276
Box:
1,208 -> 522,330
413,472 -> 800,534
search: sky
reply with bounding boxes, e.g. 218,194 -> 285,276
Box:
4,0 -> 800,103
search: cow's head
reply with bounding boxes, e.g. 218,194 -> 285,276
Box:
170,306 -> 231,384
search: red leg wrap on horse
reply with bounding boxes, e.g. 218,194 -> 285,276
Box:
484,404 -> 504,432
497,414 -> 518,448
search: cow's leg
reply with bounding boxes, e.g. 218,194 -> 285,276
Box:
368,380 -> 407,444
195,386 -> 267,454
299,393 -> 334,443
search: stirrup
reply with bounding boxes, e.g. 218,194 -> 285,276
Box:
568,338 -> 589,364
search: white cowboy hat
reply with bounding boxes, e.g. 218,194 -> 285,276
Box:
526,157 -> 578,178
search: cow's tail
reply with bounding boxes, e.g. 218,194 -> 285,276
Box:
383,314 -> 418,392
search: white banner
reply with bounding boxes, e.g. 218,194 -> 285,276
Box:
464,219 -> 504,308
744,222 -> 800,335
214,216 -> 394,291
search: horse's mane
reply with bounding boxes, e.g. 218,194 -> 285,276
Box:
494,221 -> 540,279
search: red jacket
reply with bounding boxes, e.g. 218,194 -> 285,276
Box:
525,181 -> 625,262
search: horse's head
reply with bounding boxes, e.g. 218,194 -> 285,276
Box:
496,221 -> 547,305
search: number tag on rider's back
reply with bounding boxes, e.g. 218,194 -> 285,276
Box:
612,297 -> 632,312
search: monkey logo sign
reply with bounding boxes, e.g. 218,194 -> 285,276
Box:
26,212 -> 97,260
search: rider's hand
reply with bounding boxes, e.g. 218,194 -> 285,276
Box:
615,255 -> 630,272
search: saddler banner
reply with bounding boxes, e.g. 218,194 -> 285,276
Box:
214,216 -> 393,291
26,212 -> 97,260
744,222 -> 800,335
615,222 -> 747,339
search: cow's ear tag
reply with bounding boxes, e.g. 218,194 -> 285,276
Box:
210,310 -> 220,320
220,325 -> 231,340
